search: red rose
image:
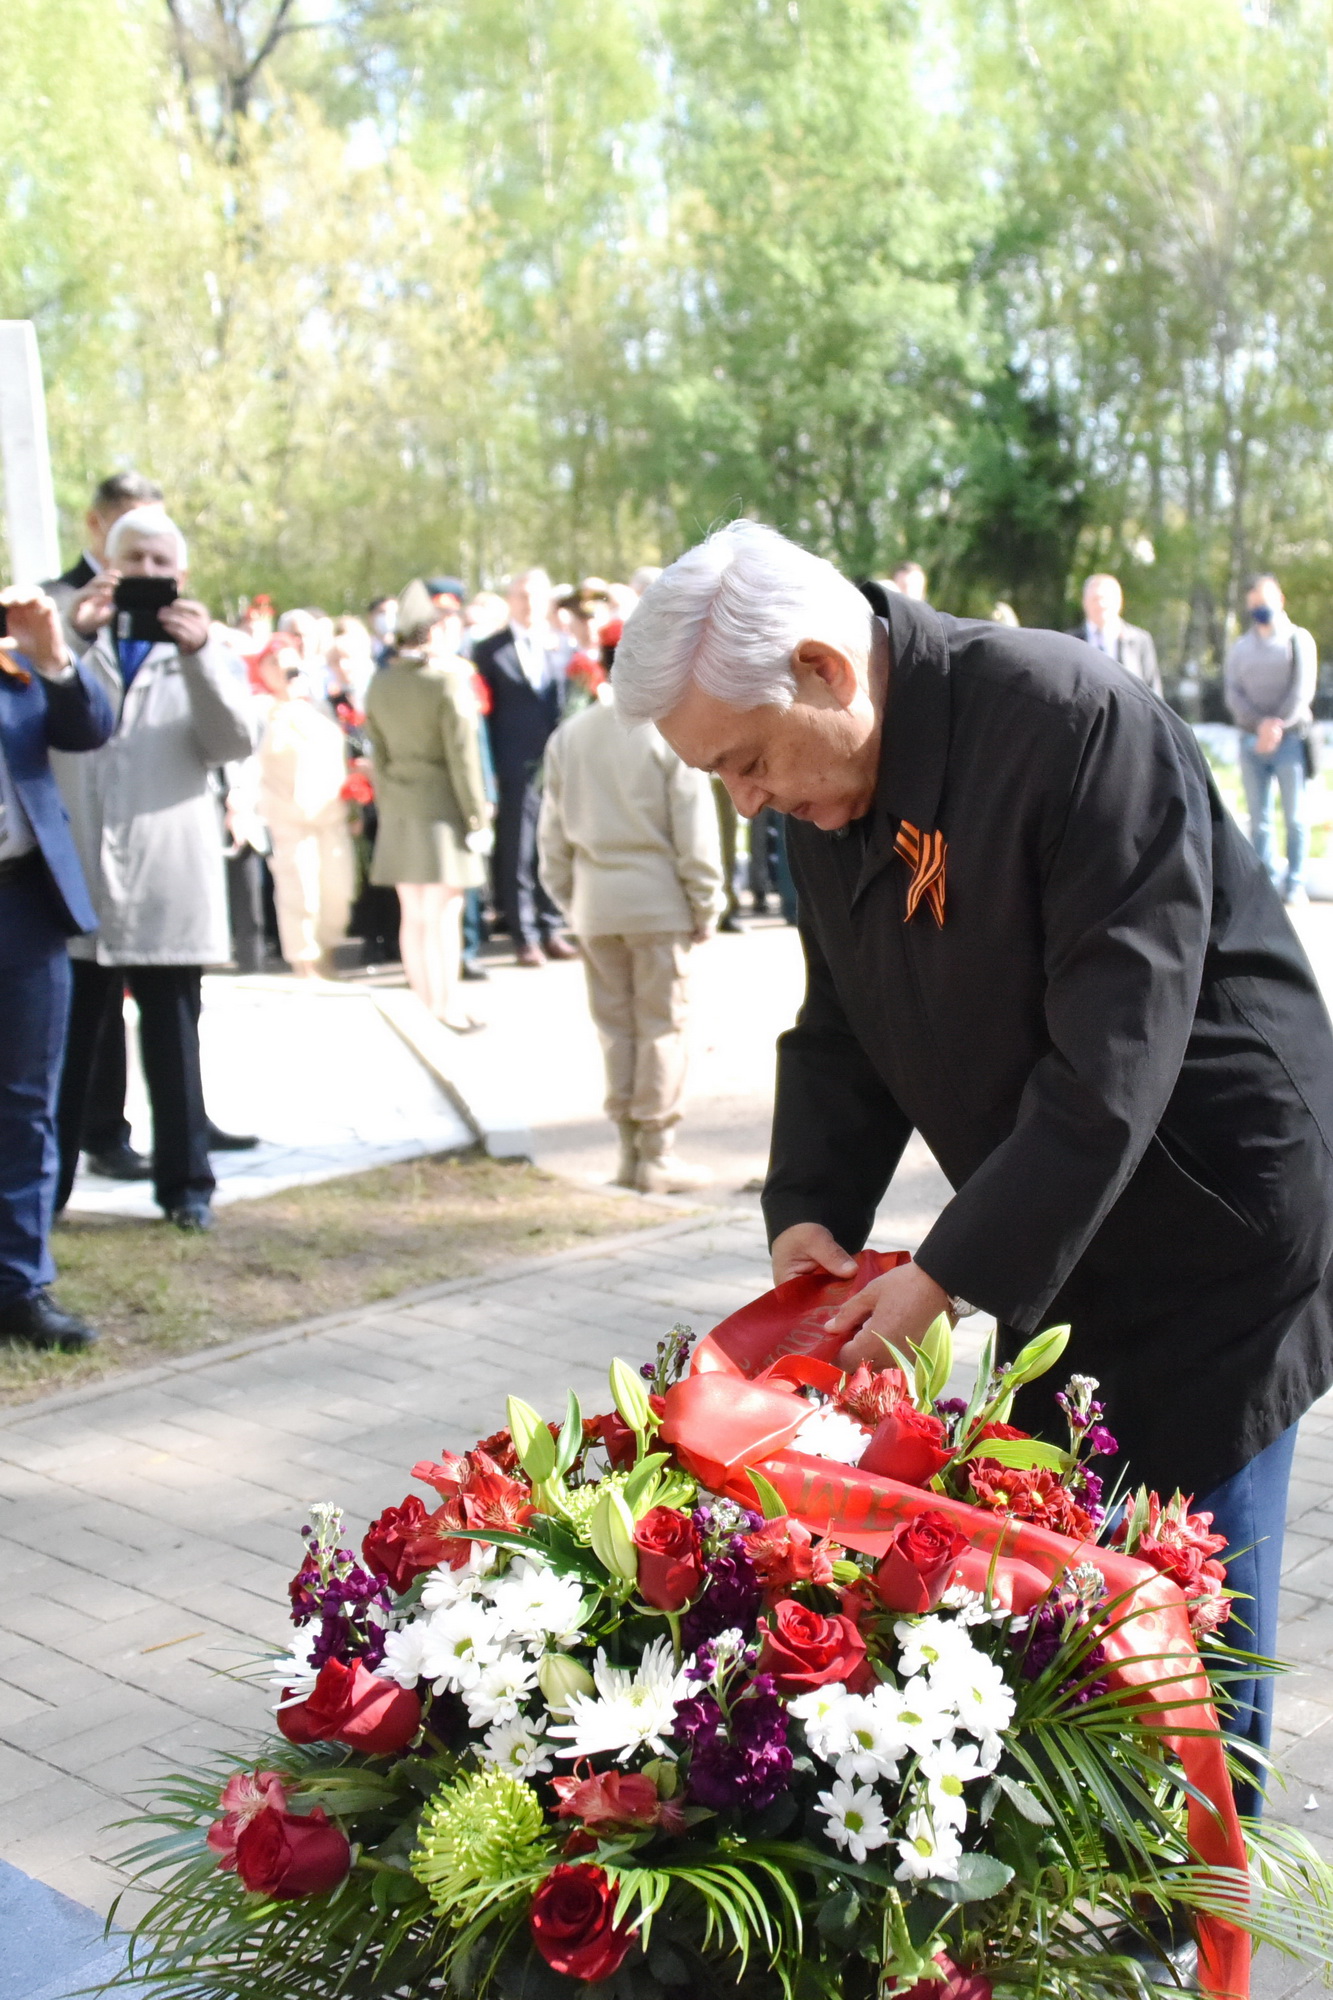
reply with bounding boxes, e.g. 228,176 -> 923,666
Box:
277,1658 -> 421,1757
633,1506 -> 704,1611
529,1863 -> 635,1982
874,1511 -> 969,1614
974,1422 -> 1030,1446
233,1802 -> 351,1899
860,1405 -> 953,1487
362,1495 -> 435,1594
742,1515 -> 840,1595
757,1598 -> 869,1695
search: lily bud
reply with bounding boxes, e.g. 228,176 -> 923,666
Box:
538,1653 -> 596,1715
588,1487 -> 639,1580
507,1396 -> 557,1482
608,1357 -> 653,1438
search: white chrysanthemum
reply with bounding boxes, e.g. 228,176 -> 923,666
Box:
792,1405 -> 872,1464
419,1599 -> 504,1692
480,1716 -> 554,1780
935,1650 -> 1016,1744
376,1619 -> 432,1690
893,1614 -> 980,1682
894,1807 -> 963,1883
463,1652 -> 540,1728
880,1674 -> 956,1757
917,1739 -> 987,1830
787,1682 -> 855,1762
939,1581 -> 1009,1626
421,1549 -> 493,1613
815,1778 -> 891,1863
268,1624 -> 320,1698
825,1691 -> 908,1784
547,1637 -> 691,1763
488,1560 -> 589,1649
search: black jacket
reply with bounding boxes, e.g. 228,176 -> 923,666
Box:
1065,620 -> 1162,697
473,626 -> 567,779
765,593 -> 1333,1495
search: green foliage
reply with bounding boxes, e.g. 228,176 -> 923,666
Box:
9,0 -> 1333,677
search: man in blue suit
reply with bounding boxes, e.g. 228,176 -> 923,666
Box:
0,586 -> 114,1349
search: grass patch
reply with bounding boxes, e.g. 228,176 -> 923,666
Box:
4,1151 -> 670,1408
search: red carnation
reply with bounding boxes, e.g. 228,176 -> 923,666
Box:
874,1511 -> 968,1614
860,1405 -> 953,1487
529,1863 -> 635,1982
633,1505 -> 705,1610
277,1657 -> 421,1757
742,1514 -> 840,1595
362,1495 -> 435,1594
758,1598 -> 870,1695
837,1363 -> 911,1428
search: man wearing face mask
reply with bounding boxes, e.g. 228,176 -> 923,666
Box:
1224,575 -> 1318,906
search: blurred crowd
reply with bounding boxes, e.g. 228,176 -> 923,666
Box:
0,467 -> 1319,1355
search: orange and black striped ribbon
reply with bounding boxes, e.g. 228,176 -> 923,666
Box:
893,820 -> 946,927
0,656 -> 32,686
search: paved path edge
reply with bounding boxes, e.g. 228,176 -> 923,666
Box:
0,1203 -> 737,1430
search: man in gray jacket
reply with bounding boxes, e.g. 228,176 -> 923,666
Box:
53,507 -> 255,1230
1224,572 -> 1318,905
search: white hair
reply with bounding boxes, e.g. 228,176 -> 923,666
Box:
613,521 -> 874,726
104,505 -> 188,570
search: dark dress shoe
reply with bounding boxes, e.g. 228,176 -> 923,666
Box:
1106,1915 -> 1198,1989
515,943 -> 546,968
84,1141 -> 153,1181
205,1122 -> 259,1151
461,959 -> 490,982
718,913 -> 743,934
166,1199 -> 215,1232
542,935 -> 579,960
0,1291 -> 99,1350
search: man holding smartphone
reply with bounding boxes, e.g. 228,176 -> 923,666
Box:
0,586 -> 113,1349
52,507 -> 255,1231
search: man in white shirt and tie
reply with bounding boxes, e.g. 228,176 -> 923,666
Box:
473,569 -> 576,965
1069,573 -> 1163,696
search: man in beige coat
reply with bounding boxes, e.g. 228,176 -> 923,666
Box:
538,675 -> 725,1193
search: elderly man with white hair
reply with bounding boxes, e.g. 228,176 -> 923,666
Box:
52,505 -> 255,1231
614,519 -> 1333,1820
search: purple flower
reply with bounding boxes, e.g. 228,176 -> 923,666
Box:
681,1544 -> 763,1651
1085,1424 -> 1118,1460
935,1397 -> 969,1419
674,1677 -> 792,1811
1016,1604 -> 1108,1705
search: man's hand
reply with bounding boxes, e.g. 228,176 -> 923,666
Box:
0,588 -> 71,678
160,598 -> 211,656
1256,716 -> 1285,755
70,571 -> 117,637
771,1221 -> 859,1286
690,921 -> 716,945
824,1258 -> 953,1373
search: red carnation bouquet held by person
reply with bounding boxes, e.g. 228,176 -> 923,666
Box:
113,1260 -> 1333,2000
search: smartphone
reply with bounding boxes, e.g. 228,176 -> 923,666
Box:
0,605 -> 7,639
114,576 -> 178,644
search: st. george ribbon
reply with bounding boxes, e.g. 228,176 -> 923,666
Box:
660,1251 -> 1250,2000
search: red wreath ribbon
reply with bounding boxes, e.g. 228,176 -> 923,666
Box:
661,1253 -> 1249,2000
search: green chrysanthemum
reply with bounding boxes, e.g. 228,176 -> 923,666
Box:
411,1768 -> 555,1922
561,1469 -> 632,1545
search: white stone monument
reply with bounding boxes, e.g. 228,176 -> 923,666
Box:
0,320 -> 60,584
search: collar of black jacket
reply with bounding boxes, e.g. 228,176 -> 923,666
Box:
876,591 -> 952,831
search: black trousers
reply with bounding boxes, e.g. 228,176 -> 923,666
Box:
81,997 -> 132,1155
57,961 -> 214,1213
495,765 -> 561,949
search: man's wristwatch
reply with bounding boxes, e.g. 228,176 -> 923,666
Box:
946,1293 -> 976,1321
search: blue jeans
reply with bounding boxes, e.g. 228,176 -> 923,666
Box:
1196,1423 -> 1300,1818
1240,731 -> 1307,894
0,866 -> 72,1304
